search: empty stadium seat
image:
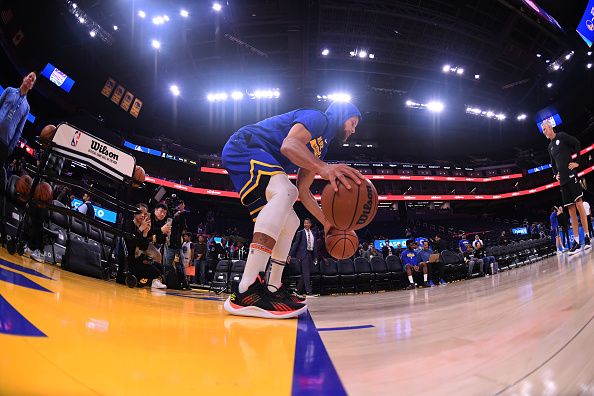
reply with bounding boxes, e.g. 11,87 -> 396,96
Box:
3,175 -> 26,245
385,255 -> 404,289
229,260 -> 246,290
370,256 -> 390,291
70,216 -> 88,241
354,257 -> 373,292
320,259 -> 339,294
337,259 -> 357,293
211,260 -> 232,292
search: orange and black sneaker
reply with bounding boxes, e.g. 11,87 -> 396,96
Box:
224,278 -> 307,319
269,284 -> 306,303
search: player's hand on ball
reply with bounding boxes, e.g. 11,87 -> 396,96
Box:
319,163 -> 364,192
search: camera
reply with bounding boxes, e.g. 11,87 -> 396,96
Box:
164,193 -> 181,210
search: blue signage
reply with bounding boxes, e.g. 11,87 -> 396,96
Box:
577,0 -> 594,47
71,199 -> 117,224
123,140 -> 163,156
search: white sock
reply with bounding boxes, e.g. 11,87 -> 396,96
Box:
408,275 -> 414,284
268,211 -> 300,292
423,274 -> 428,282
238,243 -> 271,293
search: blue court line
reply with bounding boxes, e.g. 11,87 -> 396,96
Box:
0,258 -> 54,280
0,295 -> 46,337
318,324 -> 375,332
292,311 -> 347,396
0,266 -> 53,293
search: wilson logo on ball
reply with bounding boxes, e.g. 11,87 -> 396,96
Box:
357,185 -> 374,225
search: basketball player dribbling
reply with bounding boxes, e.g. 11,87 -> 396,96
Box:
542,120 -> 591,255
221,102 -> 364,318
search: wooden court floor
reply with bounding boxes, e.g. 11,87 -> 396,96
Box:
1,247 -> 594,395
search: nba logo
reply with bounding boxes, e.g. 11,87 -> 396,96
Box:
71,131 -> 82,147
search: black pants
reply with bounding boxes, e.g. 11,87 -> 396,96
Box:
0,142 -> 8,168
588,215 -> 593,238
297,251 -> 314,294
429,261 -> 445,282
131,260 -> 164,287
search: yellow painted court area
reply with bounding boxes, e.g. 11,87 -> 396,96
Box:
0,249 -> 298,395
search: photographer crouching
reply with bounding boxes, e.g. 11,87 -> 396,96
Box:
124,203 -> 167,289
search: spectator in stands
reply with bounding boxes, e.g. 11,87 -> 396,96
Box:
218,237 -> 230,259
419,240 -> 445,286
55,185 -> 72,208
402,239 -> 429,289
472,235 -> 498,275
431,234 -> 449,253
551,206 -> 565,253
289,218 -> 318,296
405,228 -> 412,238
233,241 -> 248,260
557,206 -> 570,249
76,192 -> 95,219
193,235 -> 208,285
460,241 -> 485,278
394,243 -> 403,257
498,230 -> 508,246
0,72 -> 35,168
381,239 -> 394,258
181,232 -> 193,275
125,203 -> 166,289
584,200 -> 593,238
164,200 -> 190,289
150,203 -> 171,263
359,242 -> 372,260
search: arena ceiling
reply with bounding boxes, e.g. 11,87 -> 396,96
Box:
2,0 -> 593,165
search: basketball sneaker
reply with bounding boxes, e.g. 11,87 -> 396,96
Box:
405,283 -> 416,290
427,280 -> 435,287
584,236 -> 591,251
269,284 -> 306,303
224,278 -> 307,319
568,242 -> 581,256
439,278 -> 447,285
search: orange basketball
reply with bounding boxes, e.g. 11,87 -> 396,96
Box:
33,182 -> 53,204
321,177 -> 379,230
132,165 -> 145,188
325,228 -> 359,260
15,175 -> 33,202
40,124 -> 57,145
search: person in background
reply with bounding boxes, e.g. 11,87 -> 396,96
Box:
472,234 -> 498,275
557,206 -> 570,250
542,121 -> 591,254
289,218 -> 318,297
551,207 -> 565,254
193,234 -> 208,285
584,200 -> 593,238
431,234 -> 449,253
0,72 -> 35,168
55,185 -> 72,208
181,232 -> 194,281
381,239 -> 394,258
124,203 -> 167,289
76,192 -> 95,219
418,240 -> 445,286
498,230 -> 508,246
359,242 -> 372,260
402,239 -> 429,289
461,242 -> 485,278
149,203 -> 171,264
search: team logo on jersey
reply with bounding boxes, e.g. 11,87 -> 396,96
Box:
71,131 -> 82,147
309,137 -> 325,158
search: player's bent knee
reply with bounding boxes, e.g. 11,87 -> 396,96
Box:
284,210 -> 300,234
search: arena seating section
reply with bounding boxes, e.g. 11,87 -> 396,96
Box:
207,236 -> 555,295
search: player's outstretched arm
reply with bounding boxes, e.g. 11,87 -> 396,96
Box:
281,123 -> 365,192
296,167 -> 329,229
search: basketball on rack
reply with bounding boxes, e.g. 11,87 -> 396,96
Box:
39,124 -> 57,145
33,182 -> 53,204
321,177 -> 379,230
15,175 -> 33,202
132,165 -> 145,188
325,228 -> 359,260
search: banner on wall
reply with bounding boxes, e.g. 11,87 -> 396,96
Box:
129,98 -> 143,118
120,91 -> 134,111
111,85 -> 125,105
101,78 -> 116,97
